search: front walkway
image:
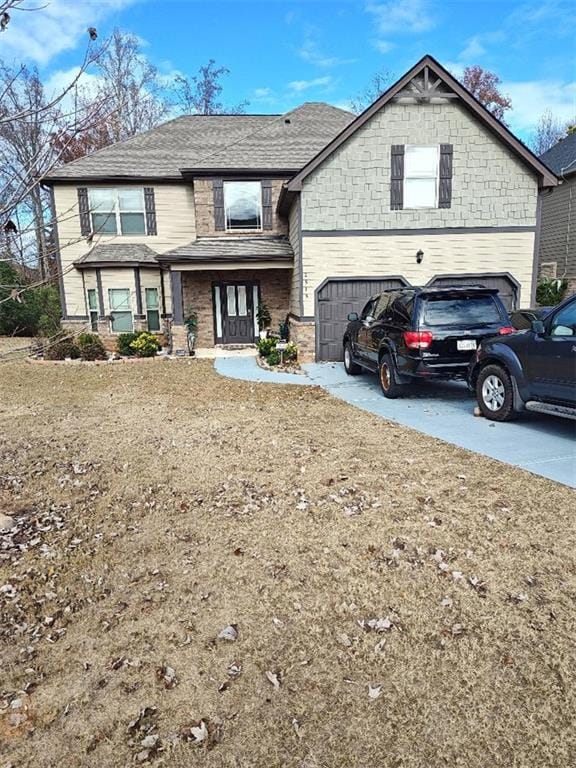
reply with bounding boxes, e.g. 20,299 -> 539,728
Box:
214,355 -> 576,487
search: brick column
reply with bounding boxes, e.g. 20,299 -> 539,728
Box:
289,317 -> 316,363
169,269 -> 187,354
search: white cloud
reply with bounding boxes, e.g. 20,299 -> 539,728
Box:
288,76 -> 333,93
459,37 -> 486,61
373,40 -> 396,54
298,38 -> 355,68
367,0 -> 435,55
0,0 -> 137,65
254,87 -> 273,99
505,79 -> 576,132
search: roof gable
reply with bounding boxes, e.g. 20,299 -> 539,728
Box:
287,55 -> 558,191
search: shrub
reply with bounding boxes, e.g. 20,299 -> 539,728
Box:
536,278 -> 568,307
117,332 -> 139,356
283,341 -> 298,362
130,331 -> 160,357
77,332 -> 107,361
0,262 -> 61,337
44,336 -> 81,361
257,337 -> 277,357
256,302 -> 272,331
278,318 -> 289,341
267,349 -> 281,366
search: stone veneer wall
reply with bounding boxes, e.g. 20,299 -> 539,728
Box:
180,269 -> 291,348
288,317 -> 316,363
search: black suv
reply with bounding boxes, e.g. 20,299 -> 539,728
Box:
343,286 -> 513,398
469,295 -> 576,421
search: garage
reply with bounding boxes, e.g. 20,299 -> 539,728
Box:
425,273 -> 520,310
316,277 -> 409,361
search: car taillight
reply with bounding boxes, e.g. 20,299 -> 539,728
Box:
404,331 -> 433,349
498,326 -> 515,335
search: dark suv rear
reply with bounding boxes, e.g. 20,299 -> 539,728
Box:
343,286 -> 513,398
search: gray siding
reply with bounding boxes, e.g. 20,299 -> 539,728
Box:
302,99 -> 538,231
288,198 -> 302,315
538,176 -> 576,279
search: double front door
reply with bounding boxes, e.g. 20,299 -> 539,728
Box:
220,283 -> 257,344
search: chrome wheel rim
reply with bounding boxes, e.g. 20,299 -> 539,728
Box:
380,363 -> 390,391
344,346 -> 351,369
482,375 -> 505,411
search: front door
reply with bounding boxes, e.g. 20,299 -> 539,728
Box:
220,283 -> 256,344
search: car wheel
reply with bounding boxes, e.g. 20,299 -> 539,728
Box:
379,353 -> 404,398
476,364 -> 517,421
343,342 -> 362,375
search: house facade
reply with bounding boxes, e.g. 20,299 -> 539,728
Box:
538,133 -> 576,293
45,56 -> 557,362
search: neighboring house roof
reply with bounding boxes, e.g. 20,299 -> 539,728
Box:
539,133 -> 576,177
44,103 -> 354,182
285,55 -> 558,194
74,244 -> 159,268
157,236 -> 293,263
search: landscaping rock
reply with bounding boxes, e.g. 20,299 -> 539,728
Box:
0,513 -> 15,531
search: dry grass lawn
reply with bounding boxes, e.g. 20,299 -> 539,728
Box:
0,358 -> 574,767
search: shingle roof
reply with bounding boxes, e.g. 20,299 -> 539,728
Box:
74,244 -> 159,267
539,133 -> 576,176
45,103 -> 355,181
158,236 -> 293,263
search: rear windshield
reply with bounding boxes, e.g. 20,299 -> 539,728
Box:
422,295 -> 502,327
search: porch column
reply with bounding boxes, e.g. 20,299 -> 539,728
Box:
170,269 -> 184,324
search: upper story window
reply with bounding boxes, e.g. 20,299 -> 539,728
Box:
403,146 -> 439,209
223,181 -> 262,231
89,188 -> 146,235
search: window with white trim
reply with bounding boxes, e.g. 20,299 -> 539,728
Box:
145,288 -> 160,332
108,288 -> 133,332
404,146 -> 439,209
87,288 -> 98,331
223,181 -> 262,231
89,188 -> 146,235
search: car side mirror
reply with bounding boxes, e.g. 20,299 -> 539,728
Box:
531,319 -> 545,335
347,312 -> 359,322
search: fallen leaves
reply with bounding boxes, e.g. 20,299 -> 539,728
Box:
265,670 -> 281,689
155,664 -> 178,689
217,624 -> 238,642
368,684 -> 383,700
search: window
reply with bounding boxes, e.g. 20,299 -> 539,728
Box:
422,296 -> 502,327
145,288 -> 160,332
223,181 -> 262,230
404,146 -> 439,208
550,301 -> 576,337
226,285 -> 249,317
108,289 -> 133,332
89,188 -> 146,236
360,298 -> 377,321
87,288 -> 98,331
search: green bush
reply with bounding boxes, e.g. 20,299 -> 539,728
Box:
536,278 -> 568,307
116,332 -> 139,356
256,302 -> 272,331
130,331 -> 160,358
278,319 -> 289,341
267,349 -> 281,366
0,262 -> 61,337
77,332 -> 107,361
283,341 -> 298,362
44,337 -> 81,361
257,337 -> 277,357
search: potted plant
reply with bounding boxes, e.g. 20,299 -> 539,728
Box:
256,302 -> 272,339
184,309 -> 198,356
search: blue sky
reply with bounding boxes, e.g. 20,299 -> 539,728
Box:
2,0 -> 575,141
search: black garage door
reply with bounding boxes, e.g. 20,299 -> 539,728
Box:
426,273 -> 519,310
316,277 -> 409,361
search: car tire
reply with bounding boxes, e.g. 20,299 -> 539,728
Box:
379,353 -> 404,398
476,364 -> 517,421
343,342 -> 362,375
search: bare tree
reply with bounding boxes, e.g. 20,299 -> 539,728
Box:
530,111 -> 576,156
462,65 -> 512,123
172,59 -> 247,115
349,70 -> 391,114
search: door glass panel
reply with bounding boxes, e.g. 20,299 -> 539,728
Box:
237,285 -> 247,316
227,285 -> 237,317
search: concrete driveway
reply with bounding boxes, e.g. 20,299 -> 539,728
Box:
304,362 -> 576,488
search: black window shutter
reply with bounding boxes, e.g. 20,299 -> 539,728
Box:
261,179 -> 273,230
144,187 -> 157,235
77,187 -> 91,236
390,145 -> 404,210
438,144 -> 453,209
213,179 -> 225,231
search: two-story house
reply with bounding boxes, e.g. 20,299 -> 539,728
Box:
44,56 -> 557,361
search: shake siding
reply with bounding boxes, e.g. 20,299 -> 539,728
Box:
301,100 -> 538,231
288,198 -> 302,315
538,177 -> 576,279
301,231 -> 535,315
53,183 -> 196,317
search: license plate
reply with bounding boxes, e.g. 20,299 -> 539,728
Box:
457,339 -> 477,351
